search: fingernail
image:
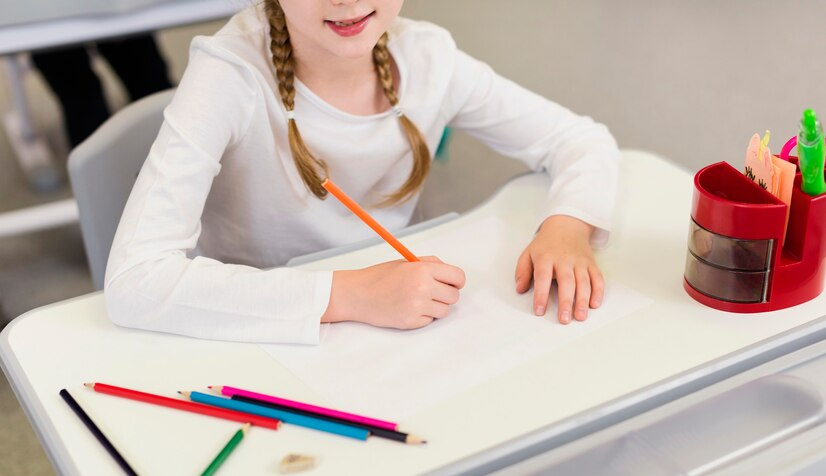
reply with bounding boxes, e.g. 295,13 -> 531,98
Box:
535,305 -> 545,315
561,310 -> 571,324
594,297 -> 602,307
576,307 -> 587,320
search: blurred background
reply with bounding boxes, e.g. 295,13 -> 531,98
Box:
1,0 -> 825,473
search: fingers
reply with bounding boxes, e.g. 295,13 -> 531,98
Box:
532,260 -> 601,324
403,315 -> 434,329
589,265 -> 605,308
402,300 -> 451,329
532,258 -> 553,316
425,301 -> 451,319
573,266 -> 591,321
417,256 -> 465,288
555,267 -> 575,324
515,250 -> 533,294
418,255 -> 443,264
432,282 -> 460,305
429,262 -> 466,289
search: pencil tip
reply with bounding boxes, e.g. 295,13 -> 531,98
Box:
407,435 -> 427,445
83,383 -> 93,389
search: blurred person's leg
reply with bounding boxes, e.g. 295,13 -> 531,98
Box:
97,34 -> 172,101
31,46 -> 110,147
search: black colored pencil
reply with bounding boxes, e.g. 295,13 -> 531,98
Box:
230,395 -> 425,444
59,389 -> 138,475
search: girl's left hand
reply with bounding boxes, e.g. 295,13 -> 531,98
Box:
515,215 -> 604,324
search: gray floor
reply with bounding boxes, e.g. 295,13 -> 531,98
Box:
0,374 -> 52,475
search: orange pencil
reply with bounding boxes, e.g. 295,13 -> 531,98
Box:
322,178 -> 419,262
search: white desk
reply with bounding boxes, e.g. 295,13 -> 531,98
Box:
493,337 -> 826,475
0,0 -> 241,238
2,151 -> 825,475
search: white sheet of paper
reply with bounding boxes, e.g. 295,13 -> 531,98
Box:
260,217 -> 652,420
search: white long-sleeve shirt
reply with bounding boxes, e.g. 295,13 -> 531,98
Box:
104,4 -> 620,344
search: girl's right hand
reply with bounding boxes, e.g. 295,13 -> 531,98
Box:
322,256 -> 466,329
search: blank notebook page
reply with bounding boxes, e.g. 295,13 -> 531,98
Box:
260,216 -> 652,420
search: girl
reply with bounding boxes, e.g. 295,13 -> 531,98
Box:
105,0 -> 619,343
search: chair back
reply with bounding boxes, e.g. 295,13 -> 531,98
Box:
68,88 -> 175,289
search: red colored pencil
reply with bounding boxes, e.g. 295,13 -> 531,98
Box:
84,383 -> 280,429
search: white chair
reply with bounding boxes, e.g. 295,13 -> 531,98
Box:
67,88 -> 175,289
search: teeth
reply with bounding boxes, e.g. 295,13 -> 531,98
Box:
334,20 -> 358,27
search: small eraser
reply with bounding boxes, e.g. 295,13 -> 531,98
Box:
279,453 -> 316,474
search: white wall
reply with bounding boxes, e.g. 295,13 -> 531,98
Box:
402,0 -> 826,215
3,1 -> 825,215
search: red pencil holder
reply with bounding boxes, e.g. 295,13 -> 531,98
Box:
683,159 -> 826,312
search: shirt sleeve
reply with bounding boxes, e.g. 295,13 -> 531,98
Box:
443,49 -> 620,247
104,38 -> 331,344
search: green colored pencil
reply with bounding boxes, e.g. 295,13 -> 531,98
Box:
201,423 -> 249,476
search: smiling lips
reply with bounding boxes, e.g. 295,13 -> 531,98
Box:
325,12 -> 375,37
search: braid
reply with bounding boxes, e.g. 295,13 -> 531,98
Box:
265,0 -> 328,199
267,4 -> 295,110
372,34 -> 399,105
373,33 -> 431,206
264,2 -> 431,205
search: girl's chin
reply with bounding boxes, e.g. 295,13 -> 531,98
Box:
325,36 -> 383,60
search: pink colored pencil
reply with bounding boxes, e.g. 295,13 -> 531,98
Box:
212,386 -> 397,431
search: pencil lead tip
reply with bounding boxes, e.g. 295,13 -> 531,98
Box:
83,383 -> 93,388
176,391 -> 182,395
207,385 -> 212,389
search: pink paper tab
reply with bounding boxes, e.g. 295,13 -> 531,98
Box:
771,155 -> 797,245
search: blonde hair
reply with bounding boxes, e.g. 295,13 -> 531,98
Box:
264,0 -> 430,206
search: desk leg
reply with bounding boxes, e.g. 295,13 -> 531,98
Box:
2,54 -> 61,192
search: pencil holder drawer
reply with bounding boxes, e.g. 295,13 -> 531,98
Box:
683,162 -> 786,309
684,249 -> 769,303
686,220 -> 773,272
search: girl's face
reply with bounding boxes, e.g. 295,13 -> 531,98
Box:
278,0 -> 403,62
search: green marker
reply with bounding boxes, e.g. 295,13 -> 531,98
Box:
798,109 -> 826,196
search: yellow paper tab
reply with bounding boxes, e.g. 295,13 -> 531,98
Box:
744,131 -> 774,192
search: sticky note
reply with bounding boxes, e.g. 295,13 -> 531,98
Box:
744,133 -> 774,192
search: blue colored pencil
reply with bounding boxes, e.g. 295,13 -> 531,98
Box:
181,391 -> 369,441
